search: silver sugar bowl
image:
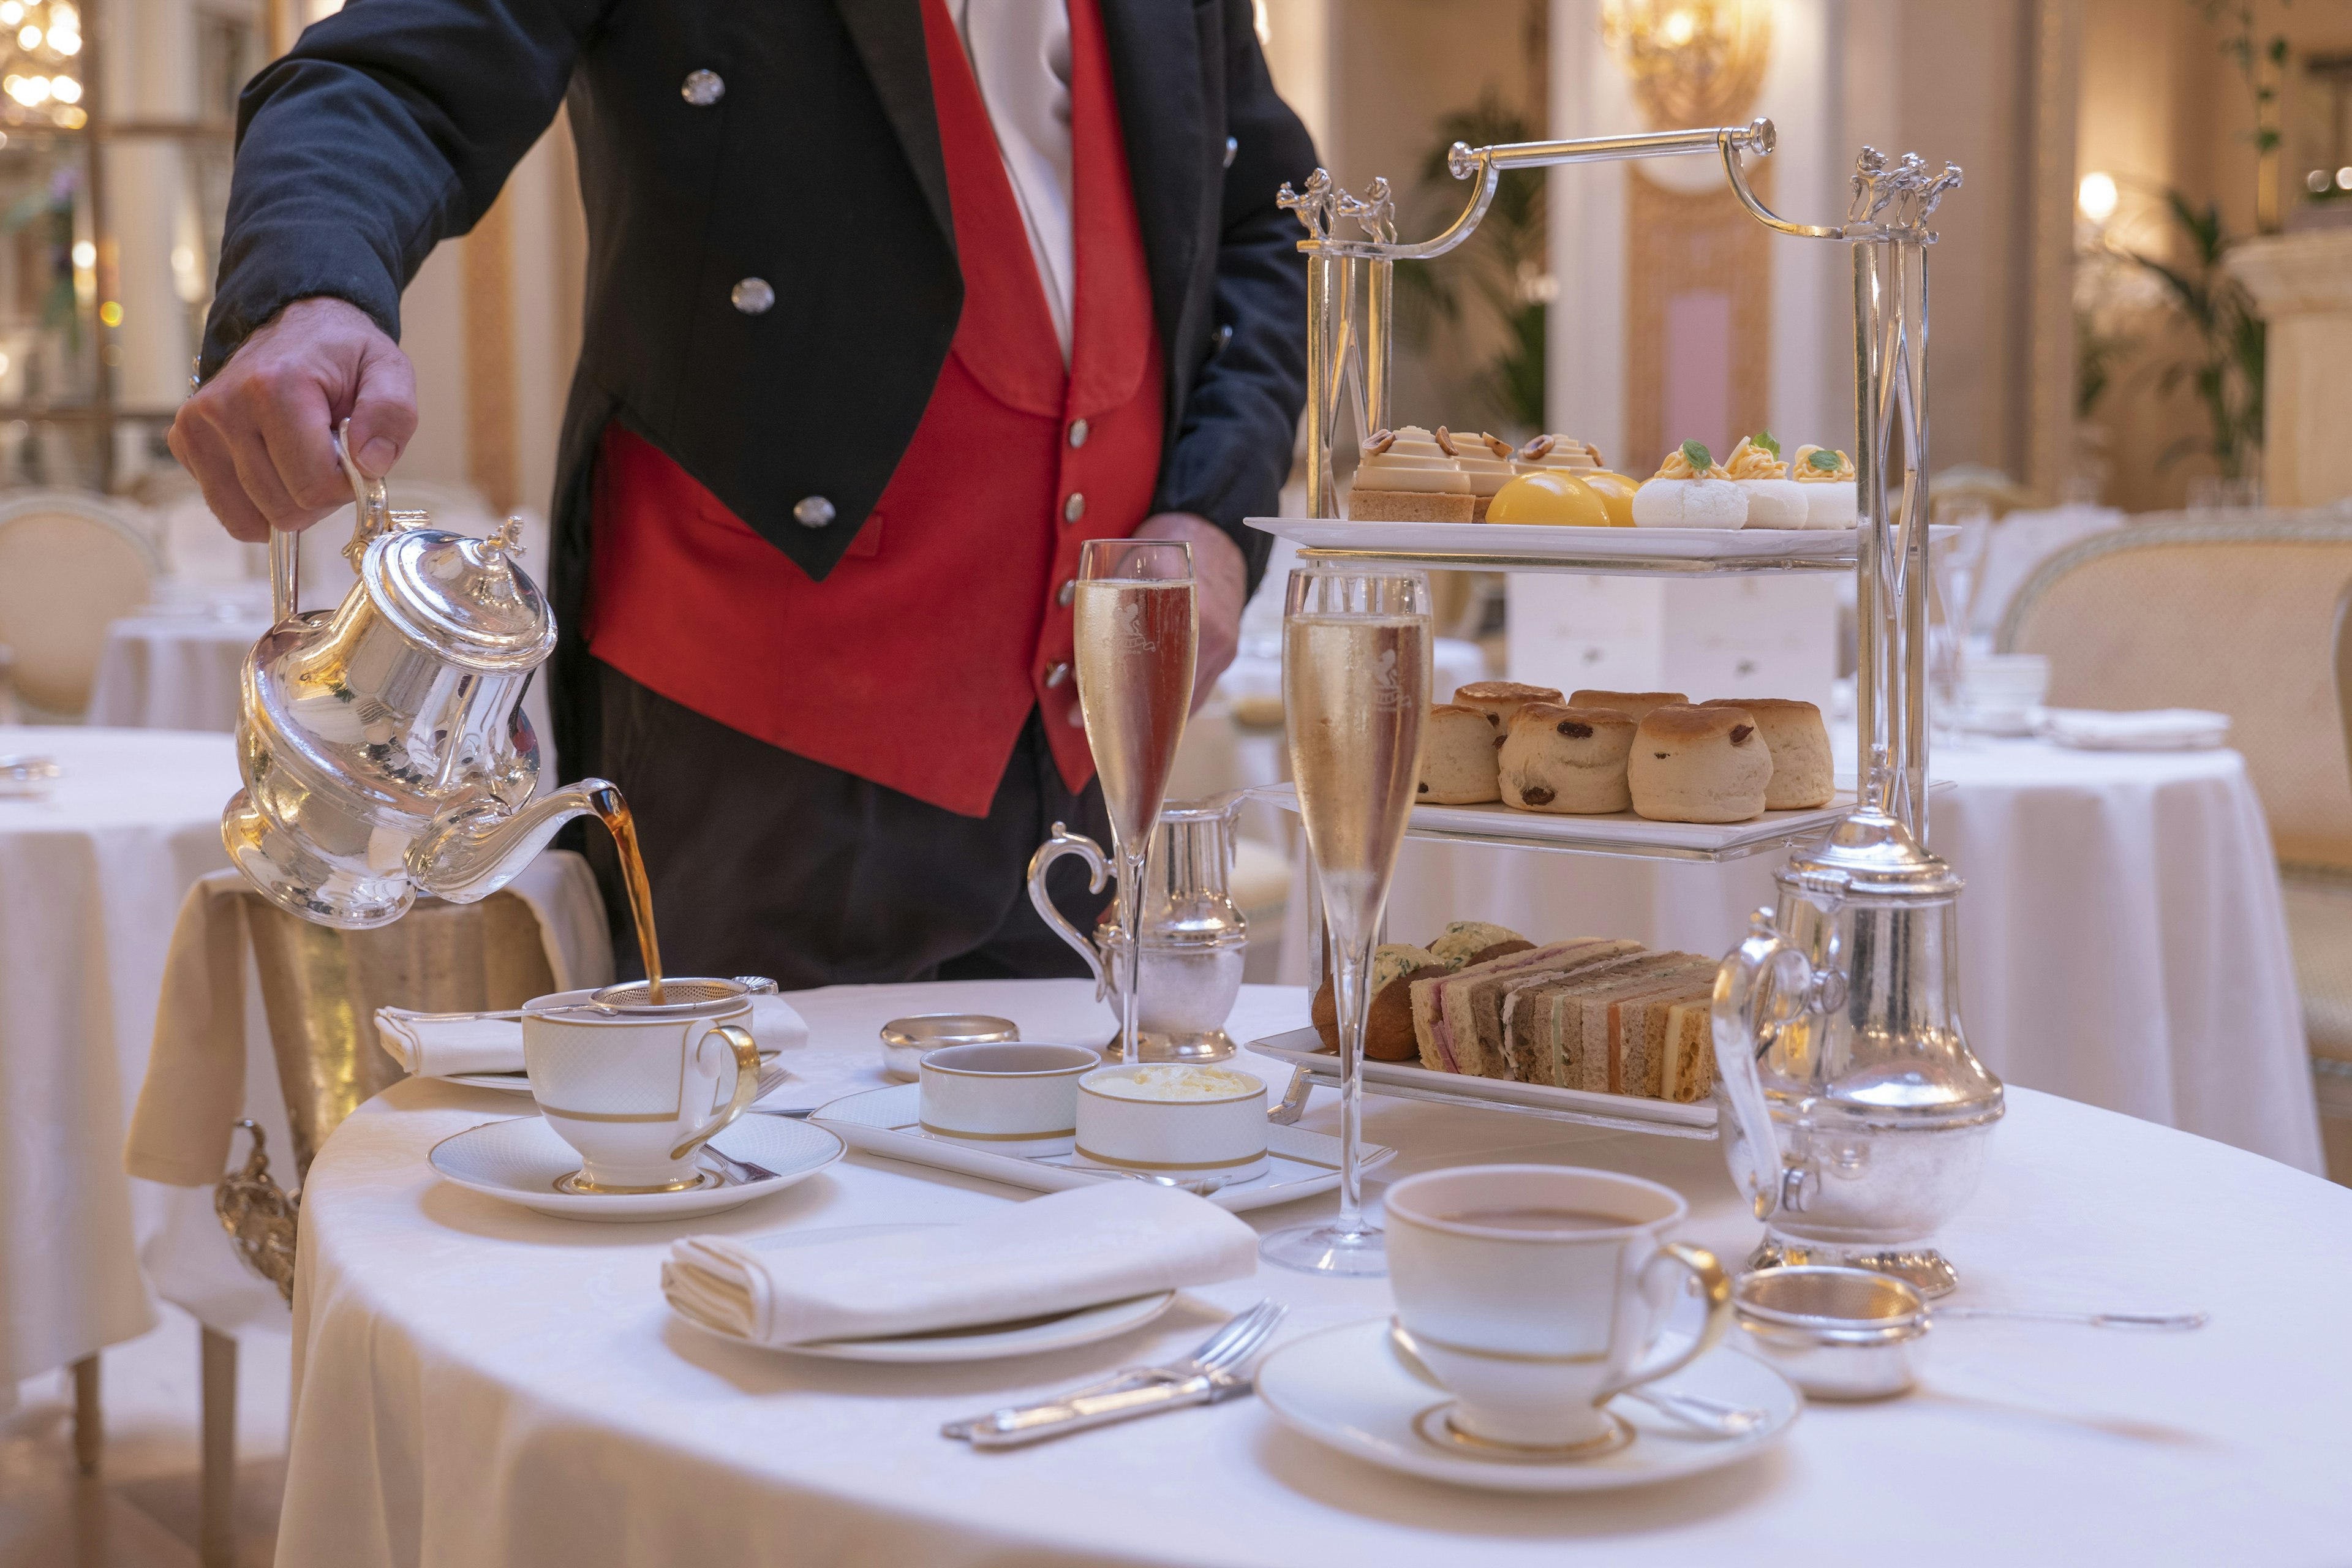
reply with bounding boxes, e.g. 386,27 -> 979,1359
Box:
1028,793 -> 1250,1062
1712,790 -> 2003,1297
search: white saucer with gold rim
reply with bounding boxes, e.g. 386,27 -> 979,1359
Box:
429,1114 -> 843,1221
1255,1319 -> 1800,1493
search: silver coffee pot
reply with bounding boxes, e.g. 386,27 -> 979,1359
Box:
1711,783 -> 2003,1296
223,423 -> 621,929
1028,792 -> 1251,1062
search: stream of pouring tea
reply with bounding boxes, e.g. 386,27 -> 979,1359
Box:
595,795 -> 665,1005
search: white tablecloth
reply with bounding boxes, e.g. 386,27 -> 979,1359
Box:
281,979 -> 2352,1566
86,610 -> 274,733
1284,736 -> 2323,1174
0,726 -> 251,1382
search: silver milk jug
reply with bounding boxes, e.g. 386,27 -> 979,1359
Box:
1711,789 -> 2003,1295
1028,792 -> 1250,1062
223,423 -> 622,929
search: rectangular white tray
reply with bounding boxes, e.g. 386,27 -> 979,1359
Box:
810,1082 -> 1393,1214
1258,782 -> 1858,863
1248,516 -> 1914,578
1247,1028 -> 1717,1141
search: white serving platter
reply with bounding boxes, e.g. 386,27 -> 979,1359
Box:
1247,517 -> 1947,578
811,1083 -> 1392,1212
1247,1027 -> 1717,1140
1257,782 -> 1859,864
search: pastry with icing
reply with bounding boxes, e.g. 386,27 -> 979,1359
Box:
1485,470 -> 1612,527
1630,440 -> 1748,530
1441,428 -> 1517,522
1790,444 -> 1858,529
1517,435 -> 1637,526
1348,426 -> 1474,522
1723,431 -> 1809,529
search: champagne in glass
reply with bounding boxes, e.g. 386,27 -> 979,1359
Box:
1072,539 -> 1197,1063
1261,566 -> 1430,1278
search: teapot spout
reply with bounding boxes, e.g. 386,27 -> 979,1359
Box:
405,778 -> 623,905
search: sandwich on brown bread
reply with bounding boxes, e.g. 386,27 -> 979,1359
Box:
1410,937 -> 1641,1076
1654,999 -> 1719,1102
1427,920 -> 1533,970
1500,949 -> 1692,1087
1311,943 -> 1451,1060
1611,962 -> 1721,1097
1579,957 -> 1719,1094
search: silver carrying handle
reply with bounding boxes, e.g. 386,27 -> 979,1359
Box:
1027,822 -> 1110,997
270,418 -> 393,626
1709,905 -> 1845,1222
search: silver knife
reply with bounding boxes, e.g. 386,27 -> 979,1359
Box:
952,1369 -> 1250,1449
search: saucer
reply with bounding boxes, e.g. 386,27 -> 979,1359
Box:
429,1114 -> 843,1221
674,1223 -> 1178,1362
1255,1319 -> 1800,1492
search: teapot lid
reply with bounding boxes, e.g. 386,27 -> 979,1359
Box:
1779,797 -> 1961,900
364,518 -> 555,672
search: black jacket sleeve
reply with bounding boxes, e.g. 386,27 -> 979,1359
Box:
1151,0 -> 1314,592
198,0 -> 606,380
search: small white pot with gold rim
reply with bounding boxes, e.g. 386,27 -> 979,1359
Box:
916,1042 -> 1098,1156
1073,1065 -> 1269,1182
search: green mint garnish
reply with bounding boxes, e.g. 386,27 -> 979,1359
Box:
1754,429 -> 1781,456
1680,439 -> 1713,471
1807,448 -> 1841,472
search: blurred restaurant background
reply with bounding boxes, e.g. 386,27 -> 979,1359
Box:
10,0 -> 2352,1561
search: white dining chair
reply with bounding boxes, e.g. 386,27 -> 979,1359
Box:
0,488 -> 160,718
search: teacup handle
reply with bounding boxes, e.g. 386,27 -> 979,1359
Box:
667,1023 -> 762,1162
1600,1242 -> 1733,1401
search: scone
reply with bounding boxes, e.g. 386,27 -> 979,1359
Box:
1568,688 -> 1689,724
1348,426 -> 1474,523
1418,704 -> 1502,804
1498,704 -> 1636,814
1632,440 -> 1747,529
1439,427 -> 1516,522
1702,696 -> 1833,809
1312,943 -> 1450,1061
1628,704 -> 1773,823
1453,680 -> 1563,734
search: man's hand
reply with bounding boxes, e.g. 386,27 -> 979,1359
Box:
167,297 -> 418,543
1130,511 -> 1246,714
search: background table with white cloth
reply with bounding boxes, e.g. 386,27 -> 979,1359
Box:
1283,734 -> 2323,1174
86,609 -> 273,732
276,979 -> 2352,1567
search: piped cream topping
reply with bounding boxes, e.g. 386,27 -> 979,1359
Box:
1652,440 -> 1732,481
1355,426 -> 1472,494
1515,434 -> 1602,473
1724,435 -> 1786,481
1792,445 -> 1857,483
1440,428 -> 1516,497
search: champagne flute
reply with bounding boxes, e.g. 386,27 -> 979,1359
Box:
1072,539 -> 1197,1064
1260,565 -> 1430,1277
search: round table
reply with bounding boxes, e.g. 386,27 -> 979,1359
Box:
280,979 -> 2352,1566
1286,735 -> 2323,1174
86,609 -> 273,733
0,726 -> 251,1382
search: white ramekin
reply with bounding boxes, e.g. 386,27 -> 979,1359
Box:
1073,1065 -> 1269,1182
917,1042 -> 1099,1156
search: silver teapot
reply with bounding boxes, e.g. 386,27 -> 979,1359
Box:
223,423 -> 621,929
1028,793 -> 1251,1062
1711,783 -> 2003,1296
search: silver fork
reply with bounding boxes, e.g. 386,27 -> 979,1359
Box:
942,1299 -> 1287,1447
699,1141 -> 780,1185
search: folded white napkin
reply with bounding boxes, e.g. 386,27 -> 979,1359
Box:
662,1182 -> 1257,1347
377,990 -> 810,1078
2036,706 -> 2231,750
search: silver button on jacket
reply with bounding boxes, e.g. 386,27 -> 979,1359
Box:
1062,492 -> 1086,524
793,496 -> 835,529
1044,662 -> 1071,688
1068,417 -> 1090,448
682,69 -> 725,105
731,277 -> 774,314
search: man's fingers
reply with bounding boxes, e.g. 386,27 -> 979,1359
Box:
346,342 -> 418,476
251,368 -> 349,516
225,423 -> 313,532
168,417 -> 274,543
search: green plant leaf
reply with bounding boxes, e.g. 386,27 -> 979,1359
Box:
1752,429 -> 1780,456
1806,447 -> 1841,472
1681,439 -> 1713,471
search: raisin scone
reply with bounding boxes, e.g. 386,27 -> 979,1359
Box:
1700,696 -> 1833,809
1628,704 -> 1773,823
1417,704 -> 1502,804
1498,704 -> 1637,814
1452,680 -> 1563,734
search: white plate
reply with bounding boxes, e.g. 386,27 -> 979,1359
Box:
1256,1319 -> 1800,1493
1259,782 -> 1861,860
444,1069 -> 533,1093
429,1113 -> 843,1221
684,1223 -> 1179,1363
1250,515 -> 1878,575
1246,1027 -> 1717,1138
812,1083 -> 1391,1212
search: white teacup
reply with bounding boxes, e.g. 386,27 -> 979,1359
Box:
1385,1164 -> 1732,1450
522,978 -> 762,1193
918,1042 -> 1099,1155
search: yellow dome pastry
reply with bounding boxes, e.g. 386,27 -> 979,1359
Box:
1485,470 -> 1611,527
1573,469 -> 1639,527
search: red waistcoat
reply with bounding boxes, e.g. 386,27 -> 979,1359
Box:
584,0 -> 1163,817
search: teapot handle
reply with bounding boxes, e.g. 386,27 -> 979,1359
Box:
1027,823 -> 1110,998
1711,908 -> 1819,1223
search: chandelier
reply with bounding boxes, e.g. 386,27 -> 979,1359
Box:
1600,0 -> 1773,130
0,0 -> 81,130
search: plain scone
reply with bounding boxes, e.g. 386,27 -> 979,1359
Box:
1568,689 -> 1689,723
1498,704 -> 1636,813
1701,697 -> 1833,809
1453,680 -> 1563,733
1419,704 -> 1503,804
1628,704 -> 1773,823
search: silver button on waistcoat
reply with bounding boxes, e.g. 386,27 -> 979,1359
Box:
793,496 -> 835,529
1063,492 -> 1086,524
731,277 -> 775,315
1057,578 -> 1076,607
1068,418 -> 1090,448
1044,662 -> 1071,688
682,70 -> 725,106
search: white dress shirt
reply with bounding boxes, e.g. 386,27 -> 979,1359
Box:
949,0 -> 1077,363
